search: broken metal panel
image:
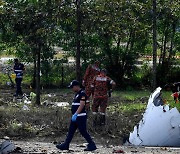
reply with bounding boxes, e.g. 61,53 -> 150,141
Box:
129,87 -> 180,147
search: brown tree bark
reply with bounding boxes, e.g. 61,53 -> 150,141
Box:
32,52 -> 36,89
161,28 -> 168,67
76,0 -> 81,82
36,44 -> 41,105
167,22 -> 176,66
152,0 -> 157,90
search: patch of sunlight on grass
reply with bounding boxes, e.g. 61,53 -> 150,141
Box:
113,90 -> 150,100
161,90 -> 173,101
108,103 -> 146,113
54,53 -> 64,59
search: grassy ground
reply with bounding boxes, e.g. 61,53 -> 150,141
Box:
0,88 -> 173,146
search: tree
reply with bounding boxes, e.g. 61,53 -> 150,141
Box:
1,0 -> 59,105
82,0 -> 152,85
76,0 -> 82,81
152,0 -> 157,90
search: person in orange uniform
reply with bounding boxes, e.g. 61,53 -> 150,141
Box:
91,69 -> 116,125
82,61 -> 100,109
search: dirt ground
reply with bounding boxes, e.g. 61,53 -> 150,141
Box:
1,87 -> 180,153
1,139 -> 180,154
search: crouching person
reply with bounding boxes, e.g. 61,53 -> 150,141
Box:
56,80 -> 97,151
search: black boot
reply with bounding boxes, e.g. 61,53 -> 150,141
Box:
100,115 -> 106,126
93,114 -> 98,127
56,142 -> 69,150
84,142 -> 97,151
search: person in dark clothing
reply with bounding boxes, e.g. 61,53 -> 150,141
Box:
170,82 -> 180,103
56,80 -> 97,151
13,59 -> 25,96
165,82 -> 180,103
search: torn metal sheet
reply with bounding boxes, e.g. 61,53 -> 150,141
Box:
129,87 -> 180,147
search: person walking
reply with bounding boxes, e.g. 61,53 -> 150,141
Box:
56,80 -> 97,151
13,59 -> 25,97
91,69 -> 116,126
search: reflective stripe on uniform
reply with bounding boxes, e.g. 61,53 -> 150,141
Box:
96,77 -> 107,81
99,112 -> 105,115
72,102 -> 80,105
14,70 -> 23,72
92,112 -> 97,115
16,76 -> 23,78
110,80 -> 114,84
77,113 -> 86,116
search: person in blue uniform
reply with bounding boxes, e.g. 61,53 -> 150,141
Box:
56,80 -> 97,151
13,59 -> 25,96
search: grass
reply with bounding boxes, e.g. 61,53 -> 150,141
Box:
113,90 -> 150,101
0,88 -> 177,144
108,103 -> 146,113
0,73 -> 9,85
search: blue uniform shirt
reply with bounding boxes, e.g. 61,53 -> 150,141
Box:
14,63 -> 24,78
71,89 -> 87,115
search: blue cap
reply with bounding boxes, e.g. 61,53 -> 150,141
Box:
68,80 -> 80,88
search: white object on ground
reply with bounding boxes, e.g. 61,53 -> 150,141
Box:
30,92 -> 36,99
129,87 -> 180,147
24,100 -> 31,104
55,102 -> 69,107
22,105 -> 30,111
0,140 -> 15,154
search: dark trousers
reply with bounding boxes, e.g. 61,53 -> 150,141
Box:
15,78 -> 23,95
65,116 -> 93,145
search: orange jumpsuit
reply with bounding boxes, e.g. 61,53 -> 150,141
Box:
83,64 -> 100,98
91,74 -> 114,113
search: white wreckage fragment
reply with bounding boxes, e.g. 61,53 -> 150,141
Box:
129,87 -> 180,147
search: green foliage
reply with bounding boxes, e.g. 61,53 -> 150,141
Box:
0,0 -> 179,88
113,90 -> 150,101
168,102 -> 180,111
157,65 -> 180,86
0,73 -> 8,85
108,103 -> 146,113
40,60 -> 76,87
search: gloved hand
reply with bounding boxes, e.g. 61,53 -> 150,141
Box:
72,113 -> 78,122
17,73 -> 21,76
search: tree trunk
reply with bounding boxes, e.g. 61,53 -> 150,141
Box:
159,36 -> 164,65
76,0 -> 81,81
130,30 -> 135,51
36,45 -> 41,105
125,29 -> 132,52
32,52 -> 36,89
104,33 -> 113,65
115,36 -> 121,64
61,65 -> 64,87
162,29 -> 168,67
167,22 -> 176,66
152,0 -> 157,90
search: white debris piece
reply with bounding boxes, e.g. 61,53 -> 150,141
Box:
30,92 -> 36,99
55,102 -> 69,107
0,140 -> 15,154
24,100 -> 31,104
22,105 -> 30,111
129,87 -> 180,147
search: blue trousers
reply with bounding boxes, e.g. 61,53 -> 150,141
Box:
15,78 -> 23,95
64,116 -> 93,145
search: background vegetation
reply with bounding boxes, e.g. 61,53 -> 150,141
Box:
0,0 -> 179,103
